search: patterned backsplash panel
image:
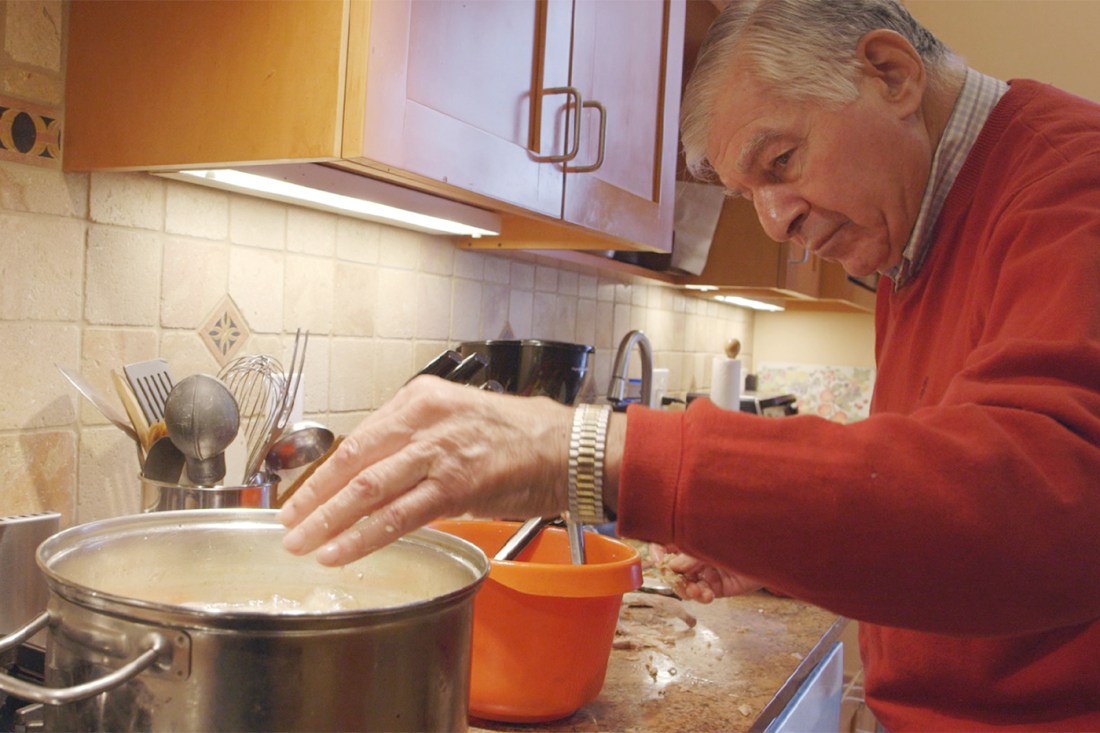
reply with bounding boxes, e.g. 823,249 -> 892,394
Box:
757,362 -> 876,423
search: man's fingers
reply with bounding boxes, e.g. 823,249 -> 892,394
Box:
281,446 -> 429,556
313,478 -> 451,566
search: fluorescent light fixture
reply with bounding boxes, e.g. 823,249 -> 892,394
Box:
684,284 -> 719,292
164,164 -> 501,238
714,294 -> 786,312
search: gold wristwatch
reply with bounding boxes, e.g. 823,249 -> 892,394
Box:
568,403 -> 611,525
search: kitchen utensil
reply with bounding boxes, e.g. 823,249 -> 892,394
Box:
274,435 -> 343,509
140,475 -> 276,512
0,510 -> 489,732
412,349 -> 462,380
218,354 -> 285,484
458,339 -> 594,405
444,352 -> 489,383
140,436 -> 185,484
263,420 -> 335,473
123,358 -> 174,425
111,369 -> 152,453
493,516 -> 554,561
164,374 -> 240,486
432,519 -> 641,723
55,364 -> 139,444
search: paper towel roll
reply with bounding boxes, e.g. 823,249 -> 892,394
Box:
711,357 -> 742,411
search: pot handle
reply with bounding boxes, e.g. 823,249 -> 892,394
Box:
0,612 -> 169,706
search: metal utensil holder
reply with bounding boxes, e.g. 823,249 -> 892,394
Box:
140,475 -> 277,512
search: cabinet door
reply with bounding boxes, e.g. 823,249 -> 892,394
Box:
353,0 -> 569,219
562,0 -> 684,252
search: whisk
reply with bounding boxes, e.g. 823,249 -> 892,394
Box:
217,330 -> 309,483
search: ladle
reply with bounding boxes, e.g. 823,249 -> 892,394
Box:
164,374 -> 240,486
264,420 -> 335,473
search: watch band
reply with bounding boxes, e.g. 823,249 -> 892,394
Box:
568,403 -> 612,525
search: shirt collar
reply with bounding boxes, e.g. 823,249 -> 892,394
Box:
886,68 -> 1009,287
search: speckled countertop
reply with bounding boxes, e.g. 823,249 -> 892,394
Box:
469,591 -> 846,733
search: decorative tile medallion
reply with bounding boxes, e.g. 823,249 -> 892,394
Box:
0,95 -> 62,168
201,295 -> 250,366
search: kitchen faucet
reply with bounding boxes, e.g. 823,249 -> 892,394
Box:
607,330 -> 653,408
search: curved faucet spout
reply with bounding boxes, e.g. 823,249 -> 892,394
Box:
607,330 -> 654,407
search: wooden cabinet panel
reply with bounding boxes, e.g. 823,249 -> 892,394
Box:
562,0 -> 684,251
355,0 -> 566,218
66,0 -> 347,170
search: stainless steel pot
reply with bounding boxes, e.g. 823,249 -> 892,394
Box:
0,510 -> 489,732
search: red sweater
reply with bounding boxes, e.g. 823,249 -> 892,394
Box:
619,80 -> 1100,731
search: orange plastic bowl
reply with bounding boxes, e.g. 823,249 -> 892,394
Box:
430,519 -> 641,723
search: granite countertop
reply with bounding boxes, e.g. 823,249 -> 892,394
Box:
470,591 -> 846,733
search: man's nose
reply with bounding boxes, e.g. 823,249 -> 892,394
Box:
753,186 -> 807,242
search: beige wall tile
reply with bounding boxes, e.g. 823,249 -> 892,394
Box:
228,245 -> 284,333
377,226 -> 423,270
416,272 -> 452,342
373,339 -> 415,405
531,291 -> 558,340
453,248 -> 484,280
336,217 -> 380,263
76,426 -> 142,522
329,338 -> 377,412
0,211 -> 83,320
450,279 -> 481,342
85,224 -> 161,326
0,162 -> 87,217
510,261 -> 535,290
418,236 -> 454,276
333,261 -> 376,337
283,253 -> 334,333
535,265 -> 557,293
0,430 -> 75,521
3,0 -> 62,71
160,330 -> 221,381
374,267 -> 417,339
575,298 -> 597,348
287,206 -> 337,257
230,196 -> 286,250
298,337 -> 329,415
483,255 -> 510,285
79,327 -> 158,428
0,322 -> 78,429
161,236 -> 230,329
165,180 -> 229,241
480,282 -> 509,340
507,289 -> 533,338
89,172 -> 165,231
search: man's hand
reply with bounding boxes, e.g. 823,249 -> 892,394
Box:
650,544 -> 763,602
278,376 -> 573,565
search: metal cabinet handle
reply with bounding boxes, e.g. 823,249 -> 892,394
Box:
566,99 -> 607,173
0,611 -> 170,706
531,86 -> 583,163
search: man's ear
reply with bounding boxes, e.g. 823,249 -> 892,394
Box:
856,29 -> 926,118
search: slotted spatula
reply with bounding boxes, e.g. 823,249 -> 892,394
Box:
123,358 -> 174,426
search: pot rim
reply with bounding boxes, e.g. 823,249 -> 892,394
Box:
36,510 -> 489,627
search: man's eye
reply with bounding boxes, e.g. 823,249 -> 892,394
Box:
773,150 -> 794,168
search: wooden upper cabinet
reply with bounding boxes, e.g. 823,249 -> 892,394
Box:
351,0 -> 566,220
65,0 -> 684,252
65,0 -> 348,169
560,0 -> 684,251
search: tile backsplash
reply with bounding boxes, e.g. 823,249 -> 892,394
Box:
0,0 -> 757,527
0,161 -> 755,525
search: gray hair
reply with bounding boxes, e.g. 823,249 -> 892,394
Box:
681,0 -> 958,181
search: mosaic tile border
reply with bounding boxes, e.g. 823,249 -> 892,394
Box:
0,95 -> 62,168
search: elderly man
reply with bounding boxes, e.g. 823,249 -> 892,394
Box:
280,1 -> 1100,729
